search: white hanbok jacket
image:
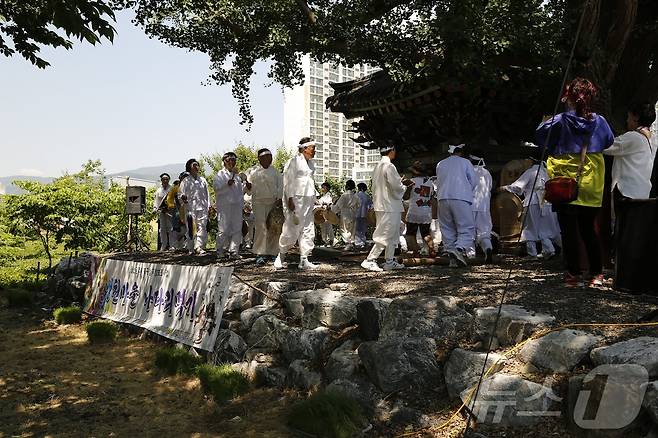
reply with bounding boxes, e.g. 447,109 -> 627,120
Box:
283,153 -> 316,199
180,175 -> 210,213
372,156 -> 406,213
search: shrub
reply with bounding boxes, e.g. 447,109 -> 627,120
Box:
53,306 -> 82,324
154,347 -> 204,375
4,289 -> 33,307
86,320 -> 118,343
197,364 -> 249,403
287,390 -> 367,438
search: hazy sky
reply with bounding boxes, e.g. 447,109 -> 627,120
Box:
0,10 -> 284,178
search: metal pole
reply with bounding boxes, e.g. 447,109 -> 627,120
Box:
36,261 -> 40,283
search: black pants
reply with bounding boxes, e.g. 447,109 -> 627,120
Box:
555,204 -> 602,276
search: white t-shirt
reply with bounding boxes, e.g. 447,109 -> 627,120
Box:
603,130 -> 655,199
406,176 -> 434,224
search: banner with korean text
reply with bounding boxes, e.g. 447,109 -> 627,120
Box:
83,258 -> 232,351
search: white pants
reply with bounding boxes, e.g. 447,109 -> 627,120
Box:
244,214 -> 254,246
158,211 -> 176,250
253,200 -> 280,256
438,199 -> 475,252
279,196 -> 315,257
320,222 -> 334,245
430,219 -> 442,252
523,204 -> 557,256
367,211 -> 401,261
467,211 -> 493,257
189,210 -> 208,251
340,216 -> 356,245
216,203 -> 243,255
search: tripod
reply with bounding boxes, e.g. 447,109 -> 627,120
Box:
116,213 -> 150,252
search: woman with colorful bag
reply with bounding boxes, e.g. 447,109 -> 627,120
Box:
535,77 -> 614,288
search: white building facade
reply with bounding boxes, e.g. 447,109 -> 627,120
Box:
283,55 -> 380,183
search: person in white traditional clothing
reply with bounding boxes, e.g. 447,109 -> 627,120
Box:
153,173 -> 175,251
500,157 -> 559,259
180,158 -> 211,255
467,153 -> 494,263
334,180 -> 360,250
404,161 -> 435,257
317,182 -> 335,246
275,137 -> 320,270
213,152 -> 245,259
435,144 -> 476,267
246,148 -> 283,265
361,144 -> 414,272
354,182 -> 372,249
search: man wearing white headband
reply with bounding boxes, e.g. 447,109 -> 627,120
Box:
213,151 -> 245,259
361,144 -> 413,272
274,137 -> 319,270
468,152 -> 494,263
180,158 -> 211,254
246,148 -> 283,265
435,143 -> 476,267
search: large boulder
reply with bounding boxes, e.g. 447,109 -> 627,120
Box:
358,337 -> 442,393
280,326 -> 330,363
301,289 -> 359,329
225,283 -> 252,312
519,329 -> 602,373
474,305 -> 555,346
461,374 -> 561,427
325,340 -> 362,383
379,296 -> 473,343
444,348 -> 506,399
255,366 -> 288,389
287,359 -> 322,390
326,376 -> 385,417
282,289 -> 313,319
264,281 -> 293,307
245,315 -> 289,350
357,298 -> 392,341
644,381 -> 658,424
48,253 -> 98,300
591,337 -> 658,378
240,305 -> 275,332
211,329 -> 247,364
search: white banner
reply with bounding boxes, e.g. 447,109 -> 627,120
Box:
83,259 -> 232,351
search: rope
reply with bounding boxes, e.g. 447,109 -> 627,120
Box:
231,272 -> 283,304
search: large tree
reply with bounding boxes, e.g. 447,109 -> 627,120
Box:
111,0 -> 657,132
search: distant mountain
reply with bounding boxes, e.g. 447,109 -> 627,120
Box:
0,163 -> 186,195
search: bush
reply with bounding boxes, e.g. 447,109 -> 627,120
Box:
197,364 -> 250,403
287,390 -> 367,438
154,347 -> 204,375
53,306 -> 82,324
86,320 -> 118,343
4,289 -> 33,307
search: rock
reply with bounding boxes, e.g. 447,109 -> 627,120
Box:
329,283 -> 350,291
643,381 -> 658,424
282,289 -> 313,319
281,326 -> 330,363
325,340 -> 362,383
48,253 -> 97,300
264,281 -> 292,307
359,337 -> 442,393
327,376 -> 385,417
225,283 -> 252,312
357,298 -> 392,341
65,276 -> 88,302
474,305 -> 555,346
379,296 -> 473,343
567,364 -> 649,436
211,329 -> 247,364
519,329 -> 602,373
591,337 -> 658,378
387,402 -> 431,428
255,366 -> 288,388
301,289 -> 359,329
287,359 -> 322,390
461,374 -> 560,426
240,305 -> 275,331
444,348 -> 506,399
246,315 -> 289,350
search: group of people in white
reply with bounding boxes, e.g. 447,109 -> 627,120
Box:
152,136 -> 564,272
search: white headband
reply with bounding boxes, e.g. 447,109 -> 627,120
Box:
470,155 -> 485,166
258,150 -> 272,157
448,144 -> 465,153
299,141 -> 316,149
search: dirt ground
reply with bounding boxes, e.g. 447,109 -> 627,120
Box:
1,250 -> 657,437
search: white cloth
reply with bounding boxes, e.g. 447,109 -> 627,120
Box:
283,153 -> 316,198
340,217 -> 356,245
334,190 -> 360,220
356,191 -> 372,218
247,165 -> 283,202
252,200 -> 280,255
279,195 -> 316,257
320,222 -> 334,245
406,176 -> 434,224
603,130 -> 655,199
318,192 -> 333,206
472,166 -> 492,212
189,210 -> 208,251
503,164 -> 547,207
473,211 -> 492,252
435,155 -> 476,202
157,211 -> 175,250
437,199 -> 475,251
367,211 -> 401,261
522,203 -> 560,242
213,168 -> 244,206
216,204 -> 243,254
371,156 -> 406,213
180,174 -> 210,213
153,185 -> 171,213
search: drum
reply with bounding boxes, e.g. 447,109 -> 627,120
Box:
266,205 -> 285,232
492,191 -> 523,242
313,208 -> 326,225
366,209 -> 376,226
323,209 -> 339,225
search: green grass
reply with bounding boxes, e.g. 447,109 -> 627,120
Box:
0,238 -> 68,290
154,347 -> 204,376
287,390 -> 367,438
53,306 -> 82,324
197,364 -> 250,403
4,289 -> 34,307
86,320 -> 118,343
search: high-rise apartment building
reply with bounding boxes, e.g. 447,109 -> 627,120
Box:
283,56 -> 380,183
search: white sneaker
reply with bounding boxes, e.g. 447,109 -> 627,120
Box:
382,260 -> 405,271
361,259 -> 383,272
273,253 -> 287,269
195,248 -> 207,255
298,258 -> 319,270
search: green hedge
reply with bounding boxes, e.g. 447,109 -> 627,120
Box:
287,390 -> 366,438
197,364 -> 249,403
154,347 -> 204,376
53,306 -> 82,324
86,320 -> 118,343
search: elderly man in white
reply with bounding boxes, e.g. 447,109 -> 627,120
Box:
153,172 -> 175,251
435,144 -> 476,267
361,144 -> 413,272
274,137 -> 320,270
246,148 -> 283,265
180,158 -> 211,255
213,151 -> 245,260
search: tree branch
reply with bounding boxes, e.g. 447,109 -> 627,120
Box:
295,0 -> 316,23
